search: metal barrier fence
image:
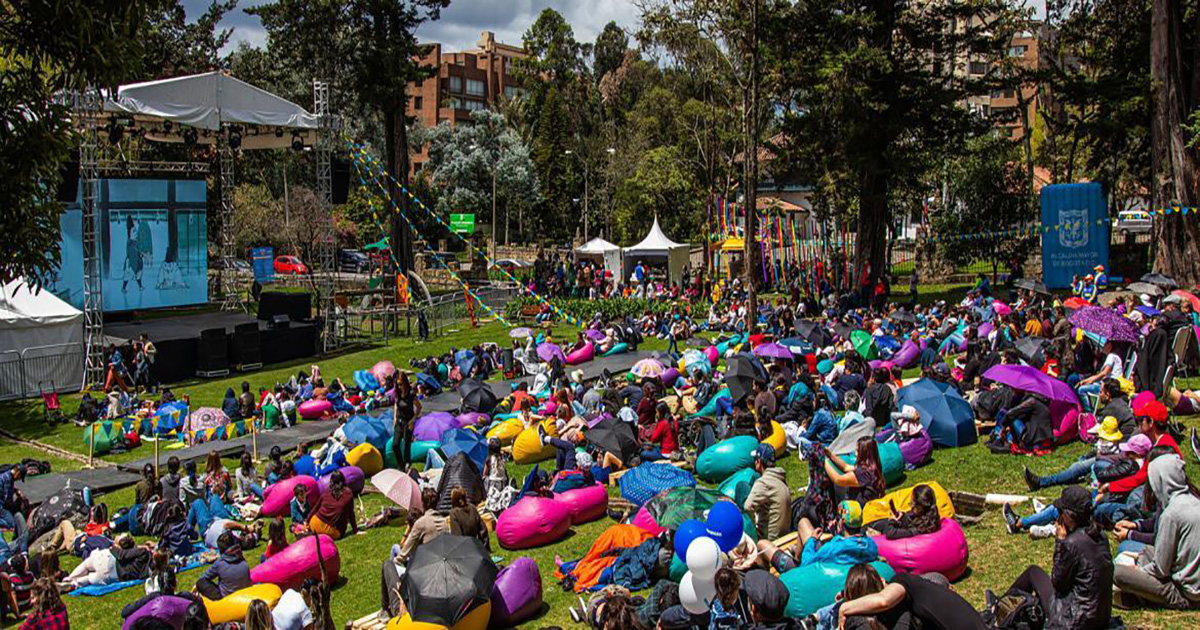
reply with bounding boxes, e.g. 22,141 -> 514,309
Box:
0,344 -> 84,401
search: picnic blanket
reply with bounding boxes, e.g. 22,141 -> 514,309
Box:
69,548 -> 211,597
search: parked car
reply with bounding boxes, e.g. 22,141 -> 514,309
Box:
274,255 -> 309,275
1114,210 -> 1152,236
210,258 -> 252,273
339,249 -> 369,273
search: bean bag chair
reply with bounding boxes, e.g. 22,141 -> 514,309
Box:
876,428 -> 934,469
298,399 -> 333,419
604,342 -> 629,357
630,505 -> 666,536
486,418 -> 524,445
977,321 -> 994,339
868,359 -> 894,371
890,339 -> 923,369
371,360 -> 396,385
122,595 -> 198,630
354,369 -> 380,392
387,601 -> 491,630
690,388 -> 731,418
717,467 -> 760,505
781,561 -> 895,617
490,557 -> 542,627
872,518 -> 969,580
565,342 -> 595,366
841,441 -> 905,487
318,466 -> 365,495
704,345 -> 719,366
1053,405 -> 1081,445
414,412 -> 459,442
695,435 -> 759,483
346,443 -> 383,476
862,481 -> 955,525
619,462 -> 696,506
660,367 -> 680,388
496,496 -> 571,549
456,412 -> 488,428
511,419 -> 557,465
554,482 -> 609,525
251,534 -> 341,590
203,583 -> 283,624
761,420 -> 786,454
410,440 -> 439,462
261,476 -> 318,518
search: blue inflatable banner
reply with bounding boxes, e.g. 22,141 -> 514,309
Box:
251,246 -> 275,283
1041,183 -> 1109,290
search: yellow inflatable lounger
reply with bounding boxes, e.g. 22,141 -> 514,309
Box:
387,601 -> 491,630
512,419 -> 558,465
862,481 -> 954,526
486,418 -> 524,445
761,420 -> 786,455
204,583 -> 283,624
347,443 -> 384,476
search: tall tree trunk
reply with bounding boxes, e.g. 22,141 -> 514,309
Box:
742,0 -> 760,331
856,0 -> 898,291
1150,0 -> 1200,283
385,109 -> 414,277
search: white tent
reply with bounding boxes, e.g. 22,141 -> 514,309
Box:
574,237 -> 623,275
0,280 -> 84,398
623,218 -> 691,284
104,71 -> 318,149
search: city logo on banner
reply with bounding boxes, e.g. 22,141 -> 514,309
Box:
1058,208 -> 1089,249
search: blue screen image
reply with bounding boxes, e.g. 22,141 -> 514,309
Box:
46,179 -> 208,312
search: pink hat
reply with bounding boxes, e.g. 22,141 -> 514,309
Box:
1119,434 -> 1152,456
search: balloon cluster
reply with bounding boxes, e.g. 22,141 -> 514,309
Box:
673,501 -> 744,614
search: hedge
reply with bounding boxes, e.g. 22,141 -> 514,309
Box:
504,296 -> 701,322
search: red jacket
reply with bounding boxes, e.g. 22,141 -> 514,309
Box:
1108,433 -> 1181,494
643,419 -> 678,454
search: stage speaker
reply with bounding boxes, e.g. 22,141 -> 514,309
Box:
258,291 -> 311,322
332,158 -> 350,205
196,328 -> 229,376
232,323 -> 262,370
270,314 -> 291,329
57,154 -> 80,203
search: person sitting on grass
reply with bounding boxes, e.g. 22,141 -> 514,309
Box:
307,470 -> 357,540
0,554 -> 34,624
991,391 -> 1053,452
195,531 -> 251,600
447,488 -> 489,551
397,489 -> 447,564
263,516 -> 288,560
823,437 -> 887,505
1024,415 -> 1125,491
178,460 -> 203,508
865,483 -> 942,540
744,444 -> 790,542
156,503 -> 196,559
234,452 -> 264,503
639,404 -> 679,462
831,563 -> 989,630
19,578 -> 67,630
202,452 -> 231,499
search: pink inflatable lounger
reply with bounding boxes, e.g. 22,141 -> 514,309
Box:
250,534 -> 341,590
554,483 -> 609,525
261,475 -> 318,518
298,399 -> 334,419
496,496 -> 571,549
872,518 -> 969,581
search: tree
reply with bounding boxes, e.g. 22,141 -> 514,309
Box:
613,146 -> 703,242
1149,0 -> 1200,283
0,0 -> 163,286
250,0 -> 450,275
138,0 -> 237,79
592,22 -> 629,83
529,86 -> 575,241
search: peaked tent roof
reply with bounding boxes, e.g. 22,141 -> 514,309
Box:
0,279 -> 82,331
575,237 -> 621,255
105,71 -> 319,131
625,218 -> 688,255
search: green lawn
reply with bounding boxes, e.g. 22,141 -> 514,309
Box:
4,292 -> 1200,628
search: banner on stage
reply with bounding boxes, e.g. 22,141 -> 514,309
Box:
251,247 -> 275,283
1041,183 -> 1108,290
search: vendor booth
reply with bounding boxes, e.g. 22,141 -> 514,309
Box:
574,237 -> 622,276
622,219 -> 690,285
0,279 -> 84,399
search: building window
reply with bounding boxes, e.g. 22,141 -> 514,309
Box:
969,61 -> 988,75
448,76 -> 462,93
466,79 -> 485,96
413,96 -> 423,110
464,99 -> 486,112
504,86 -> 524,99
1008,45 -> 1027,57
447,98 -> 461,109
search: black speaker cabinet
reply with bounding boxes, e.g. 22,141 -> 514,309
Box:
270,314 -> 291,329
196,328 -> 230,377
57,154 -> 80,203
332,158 -> 350,204
232,323 -> 262,371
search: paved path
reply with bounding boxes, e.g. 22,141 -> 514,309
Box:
15,349 -> 656,505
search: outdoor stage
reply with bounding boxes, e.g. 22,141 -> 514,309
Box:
105,311 -> 317,383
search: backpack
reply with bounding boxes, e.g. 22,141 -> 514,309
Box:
981,589 -> 1044,630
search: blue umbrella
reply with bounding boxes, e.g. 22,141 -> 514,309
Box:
896,378 -> 977,447
416,372 -> 442,395
778,337 -> 814,355
440,428 -> 487,471
455,350 -> 477,376
343,415 -> 391,450
681,349 -> 711,375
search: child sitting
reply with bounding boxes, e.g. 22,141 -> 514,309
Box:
263,517 -> 288,561
0,555 -> 34,623
289,485 -> 312,536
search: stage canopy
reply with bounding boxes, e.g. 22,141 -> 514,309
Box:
623,218 -> 691,284
0,279 -> 83,397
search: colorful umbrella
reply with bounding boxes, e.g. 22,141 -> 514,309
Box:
778,337 -> 814,355
992,301 -> 1012,318
439,428 -> 487,471
631,358 -> 666,379
1172,290 -> 1200,313
643,487 -> 732,530
584,329 -> 606,341
681,350 -> 711,375
454,349 -> 477,376
982,364 -> 1079,405
850,330 -> 879,360
536,342 -> 566,363
1069,306 -> 1142,342
896,378 -> 977,447
1063,297 -> 1090,309
371,469 -> 423,513
413,412 -> 460,441
753,342 -> 794,361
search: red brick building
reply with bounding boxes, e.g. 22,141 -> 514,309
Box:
407,31 -> 527,174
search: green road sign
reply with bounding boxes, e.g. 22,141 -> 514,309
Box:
450,213 -> 476,235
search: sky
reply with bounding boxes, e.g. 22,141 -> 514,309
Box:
183,0 -> 643,55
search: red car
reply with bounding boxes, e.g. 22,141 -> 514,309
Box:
274,255 -> 309,275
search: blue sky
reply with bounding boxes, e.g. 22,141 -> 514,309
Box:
183,0 -> 642,55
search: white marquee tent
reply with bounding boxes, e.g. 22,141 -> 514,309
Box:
0,280 -> 83,398
622,218 -> 691,284
574,237 -> 623,276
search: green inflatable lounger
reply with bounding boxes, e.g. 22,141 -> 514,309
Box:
695,435 -> 758,483
780,560 -> 896,617
839,440 -> 905,486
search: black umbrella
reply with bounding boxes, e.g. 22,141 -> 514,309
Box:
1141,272 -> 1178,289
584,418 -> 640,460
457,378 -> 497,414
794,319 -> 832,347
725,354 -> 759,404
1014,336 -> 1047,366
831,322 -> 853,341
891,310 -> 918,325
1014,278 -> 1049,294
1126,282 -> 1163,297
400,534 -> 497,626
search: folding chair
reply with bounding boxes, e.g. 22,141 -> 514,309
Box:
37,382 -> 65,424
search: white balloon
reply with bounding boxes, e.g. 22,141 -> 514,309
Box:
686,536 -> 723,580
679,571 -> 718,615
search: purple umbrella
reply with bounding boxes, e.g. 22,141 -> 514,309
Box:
509,327 -> 533,339
752,342 -> 794,361
1068,306 -> 1141,343
584,329 -> 606,342
537,342 -> 566,363
413,412 -> 459,441
982,364 -> 1079,406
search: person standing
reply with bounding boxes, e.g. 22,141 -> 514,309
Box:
393,372 -> 420,471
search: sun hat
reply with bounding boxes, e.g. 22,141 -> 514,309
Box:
839,500 -> 863,531
1088,416 -> 1123,442
1119,433 -> 1152,456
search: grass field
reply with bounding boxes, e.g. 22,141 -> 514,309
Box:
3,298 -> 1200,629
